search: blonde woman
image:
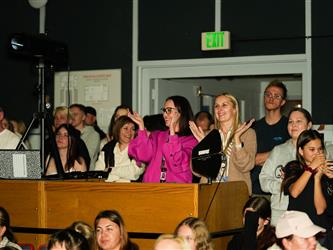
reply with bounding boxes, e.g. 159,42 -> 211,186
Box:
155,234 -> 191,250
190,93 -> 256,195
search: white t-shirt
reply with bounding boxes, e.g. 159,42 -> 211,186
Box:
0,129 -> 21,149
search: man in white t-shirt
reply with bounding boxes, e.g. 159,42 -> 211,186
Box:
70,104 -> 100,170
0,107 -> 21,149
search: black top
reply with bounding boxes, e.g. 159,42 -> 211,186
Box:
251,116 -> 290,194
284,162 -> 331,230
227,211 -> 258,250
45,136 -> 91,171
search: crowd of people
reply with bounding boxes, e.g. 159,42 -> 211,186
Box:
2,79 -> 333,249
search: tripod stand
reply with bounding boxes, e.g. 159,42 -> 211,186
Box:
16,59 -> 64,177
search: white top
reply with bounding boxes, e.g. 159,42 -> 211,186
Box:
95,143 -> 145,182
81,125 -> 100,170
0,129 -> 21,149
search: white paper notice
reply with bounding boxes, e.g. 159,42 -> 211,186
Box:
13,154 -> 28,177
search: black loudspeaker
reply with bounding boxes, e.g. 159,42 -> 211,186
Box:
192,129 -> 225,180
9,33 -> 68,69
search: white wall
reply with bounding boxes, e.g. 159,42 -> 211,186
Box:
154,76 -> 301,122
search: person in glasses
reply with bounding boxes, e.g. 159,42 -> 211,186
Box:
128,95 -> 197,183
45,124 -> 87,175
252,80 -> 290,197
189,93 -> 256,195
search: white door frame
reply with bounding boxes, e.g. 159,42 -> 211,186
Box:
134,54 -> 310,116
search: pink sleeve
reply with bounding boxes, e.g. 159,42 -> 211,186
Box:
128,129 -> 153,163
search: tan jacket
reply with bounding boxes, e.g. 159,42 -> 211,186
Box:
227,128 -> 256,195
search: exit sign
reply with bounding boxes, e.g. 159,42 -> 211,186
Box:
201,31 -> 230,51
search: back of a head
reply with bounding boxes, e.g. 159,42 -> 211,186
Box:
48,228 -> 89,250
0,207 -> 15,242
154,234 -> 191,250
243,196 -> 271,220
68,221 -> 94,248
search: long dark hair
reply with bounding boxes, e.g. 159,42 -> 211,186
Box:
243,197 -> 276,250
0,207 -> 16,243
55,124 -> 82,171
281,129 -> 325,195
296,129 -> 324,166
47,228 -> 89,250
165,95 -> 194,136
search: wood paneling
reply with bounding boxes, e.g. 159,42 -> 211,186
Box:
1,180 -> 248,249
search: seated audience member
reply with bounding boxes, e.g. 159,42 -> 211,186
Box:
259,107 -> 313,225
9,119 -> 26,137
85,106 -> 106,140
143,114 -> 167,133
194,111 -> 214,135
47,228 -> 89,250
175,217 -> 213,250
8,119 -> 31,149
68,221 -> 94,249
0,107 -> 21,149
94,210 -> 138,250
53,106 -> 72,130
46,106 -> 90,169
189,93 -> 256,194
95,116 -> 144,182
70,104 -> 100,170
268,211 -> 327,250
45,124 -> 87,175
128,96 -> 198,183
1,118 -> 14,133
281,130 -> 333,230
227,197 -> 276,250
100,105 -> 134,149
154,234 -> 191,250
0,207 -> 21,250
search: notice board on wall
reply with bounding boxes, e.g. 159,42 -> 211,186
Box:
54,69 -> 121,133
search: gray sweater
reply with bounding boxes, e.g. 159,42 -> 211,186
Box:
259,139 -> 296,225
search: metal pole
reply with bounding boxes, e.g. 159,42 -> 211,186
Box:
38,59 -> 45,172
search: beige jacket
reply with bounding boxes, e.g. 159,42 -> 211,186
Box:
227,128 -> 256,195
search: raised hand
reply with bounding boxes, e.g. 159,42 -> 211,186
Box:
233,118 -> 255,145
189,121 -> 205,142
128,112 -> 144,130
169,111 -> 180,135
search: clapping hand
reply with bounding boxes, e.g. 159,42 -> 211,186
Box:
233,118 -> 255,145
189,121 -> 205,142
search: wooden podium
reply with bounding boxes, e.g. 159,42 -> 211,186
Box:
0,180 -> 248,249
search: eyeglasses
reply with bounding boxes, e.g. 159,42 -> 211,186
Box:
264,92 -> 283,100
161,107 -> 177,114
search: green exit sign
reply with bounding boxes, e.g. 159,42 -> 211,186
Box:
201,31 -> 230,51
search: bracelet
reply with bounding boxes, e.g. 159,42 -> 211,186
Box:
303,165 -> 316,174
